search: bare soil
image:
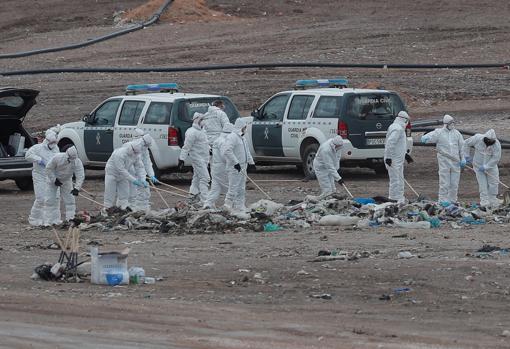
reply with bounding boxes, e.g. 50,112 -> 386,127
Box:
1,1 -> 510,348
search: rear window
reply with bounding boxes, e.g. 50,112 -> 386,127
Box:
345,93 -> 404,120
178,98 -> 239,123
313,96 -> 342,118
144,102 -> 172,125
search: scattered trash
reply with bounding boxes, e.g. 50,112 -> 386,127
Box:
393,287 -> 412,294
310,293 -> 332,300
263,222 -> 281,232
129,266 -> 145,284
398,251 -> 415,259
319,215 -> 360,226
144,277 -> 156,284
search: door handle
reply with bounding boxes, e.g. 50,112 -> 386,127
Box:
105,129 -> 113,134
275,122 -> 282,128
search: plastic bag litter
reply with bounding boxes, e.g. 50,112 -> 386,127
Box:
249,199 -> 284,216
263,222 -> 282,232
319,215 -> 360,226
394,220 -> 431,229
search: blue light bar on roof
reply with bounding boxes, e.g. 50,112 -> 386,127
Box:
295,78 -> 348,89
125,83 -> 180,95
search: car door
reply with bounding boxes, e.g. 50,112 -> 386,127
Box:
113,99 -> 147,149
282,94 -> 316,158
252,93 -> 290,157
84,98 -> 121,162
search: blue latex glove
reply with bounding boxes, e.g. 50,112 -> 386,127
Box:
421,135 -> 429,144
37,159 -> 46,167
150,176 -> 159,184
142,180 -> 149,188
465,156 -> 472,165
459,159 -> 466,169
133,179 -> 144,187
478,165 -> 487,173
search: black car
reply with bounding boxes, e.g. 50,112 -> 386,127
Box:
0,88 -> 39,190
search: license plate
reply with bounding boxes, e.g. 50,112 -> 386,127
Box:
366,138 -> 385,145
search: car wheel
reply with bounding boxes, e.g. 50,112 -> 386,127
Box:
58,139 -> 75,153
302,143 -> 319,179
15,177 -> 33,191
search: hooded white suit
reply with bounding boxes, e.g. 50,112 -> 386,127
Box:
224,118 -> 254,211
202,105 -> 231,145
25,130 -> 60,226
463,129 -> 501,207
313,136 -> 343,196
421,114 -> 465,203
45,146 -> 85,224
384,111 -> 410,203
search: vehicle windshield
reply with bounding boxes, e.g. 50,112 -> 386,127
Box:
345,93 -> 404,120
179,98 -> 239,123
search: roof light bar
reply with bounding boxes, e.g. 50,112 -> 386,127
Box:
126,83 -> 180,95
295,78 -> 349,90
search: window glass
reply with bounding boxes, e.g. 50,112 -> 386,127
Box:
313,96 -> 342,118
260,94 -> 290,121
287,95 -> 314,120
144,102 -> 172,125
93,99 -> 121,126
0,96 -> 24,108
118,100 -> 145,125
345,94 -> 404,120
178,98 -> 240,123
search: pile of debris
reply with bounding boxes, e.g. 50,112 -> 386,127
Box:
77,194 -> 510,235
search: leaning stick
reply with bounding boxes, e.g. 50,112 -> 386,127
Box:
150,178 -> 189,194
243,171 -> 272,200
78,192 -> 107,207
341,183 -> 354,198
150,185 -> 189,199
149,180 -> 171,209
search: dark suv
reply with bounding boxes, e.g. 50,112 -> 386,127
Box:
0,88 -> 39,190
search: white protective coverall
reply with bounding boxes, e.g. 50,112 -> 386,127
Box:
25,130 -> 60,226
224,118 -> 255,211
421,114 -> 465,203
202,105 -> 231,145
179,113 -> 210,202
104,141 -> 145,209
463,129 -> 502,207
313,136 -> 343,196
126,133 -> 156,211
384,111 -> 410,203
204,123 -> 235,208
45,146 -> 85,224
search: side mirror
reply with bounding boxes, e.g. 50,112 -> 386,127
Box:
251,109 -> 260,119
82,113 -> 93,124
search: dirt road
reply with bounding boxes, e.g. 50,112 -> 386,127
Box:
1,0 -> 510,348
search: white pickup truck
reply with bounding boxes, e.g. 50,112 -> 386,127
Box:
243,79 -> 414,177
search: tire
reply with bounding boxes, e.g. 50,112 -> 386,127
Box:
15,177 -> 33,191
374,165 -> 387,175
301,143 -> 319,179
58,139 -> 74,153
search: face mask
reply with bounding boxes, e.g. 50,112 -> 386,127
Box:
446,123 -> 454,130
483,137 -> 495,146
47,142 -> 56,150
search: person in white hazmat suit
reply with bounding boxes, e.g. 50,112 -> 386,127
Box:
104,141 -> 146,210
224,118 -> 255,212
45,146 -> 85,225
384,110 -> 413,204
313,136 -> 344,197
463,129 -> 502,207
421,114 -> 466,204
202,100 -> 231,146
177,112 -> 210,203
125,131 -> 157,211
25,130 -> 60,226
203,123 -> 235,209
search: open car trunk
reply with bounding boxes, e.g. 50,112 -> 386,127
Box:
0,119 -> 35,158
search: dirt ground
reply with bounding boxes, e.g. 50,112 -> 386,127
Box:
1,0 -> 510,348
